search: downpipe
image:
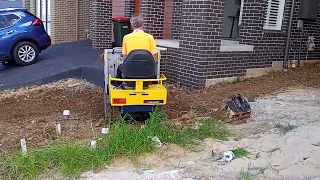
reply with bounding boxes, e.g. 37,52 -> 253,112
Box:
284,0 -> 296,69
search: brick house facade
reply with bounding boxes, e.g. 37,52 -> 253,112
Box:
23,0 -> 320,89
142,0 -> 320,89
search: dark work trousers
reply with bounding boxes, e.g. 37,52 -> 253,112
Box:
115,64 -> 123,86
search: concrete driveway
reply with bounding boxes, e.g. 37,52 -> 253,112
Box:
0,40 -> 104,90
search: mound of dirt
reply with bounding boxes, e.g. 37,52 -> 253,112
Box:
0,63 -> 320,151
0,79 -> 105,151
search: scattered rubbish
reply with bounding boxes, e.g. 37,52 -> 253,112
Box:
56,123 -> 61,135
233,137 -> 241,141
20,138 -> 27,153
273,165 -> 280,167
218,151 -> 235,163
149,136 -> 162,148
256,152 -> 261,159
303,157 -> 310,160
211,150 -> 215,157
311,142 -> 320,147
89,140 -> 97,149
101,128 -> 109,135
224,94 -> 251,118
63,110 -> 70,120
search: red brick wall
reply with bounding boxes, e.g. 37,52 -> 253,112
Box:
163,0 -> 173,39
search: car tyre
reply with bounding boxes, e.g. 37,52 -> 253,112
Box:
13,41 -> 39,66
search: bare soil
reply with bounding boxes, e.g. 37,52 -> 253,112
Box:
0,63 -> 320,152
165,63 -> 320,121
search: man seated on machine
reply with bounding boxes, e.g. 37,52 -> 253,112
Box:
114,15 -> 158,89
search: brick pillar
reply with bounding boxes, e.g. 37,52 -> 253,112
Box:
125,0 -> 135,17
168,0 -> 219,89
90,0 -> 113,50
140,0 -> 165,39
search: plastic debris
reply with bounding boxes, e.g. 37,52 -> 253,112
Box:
233,137 -> 241,141
149,136 -> 162,148
20,138 -> 27,153
101,128 -> 109,135
218,151 -> 235,163
256,152 -> 261,159
56,123 -> 61,135
89,140 -> 96,149
63,110 -> 70,120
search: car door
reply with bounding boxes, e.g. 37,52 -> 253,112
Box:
0,15 -> 9,58
0,13 -> 18,58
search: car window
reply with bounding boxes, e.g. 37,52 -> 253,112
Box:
4,14 -> 21,26
0,16 -> 7,29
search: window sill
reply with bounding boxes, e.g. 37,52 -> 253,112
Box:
155,39 -> 180,49
220,40 -> 254,52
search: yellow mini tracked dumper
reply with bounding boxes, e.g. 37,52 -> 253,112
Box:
104,47 -> 168,119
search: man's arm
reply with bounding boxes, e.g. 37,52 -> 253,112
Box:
150,35 -> 158,61
122,36 -> 127,58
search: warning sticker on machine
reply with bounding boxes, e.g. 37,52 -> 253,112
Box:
144,100 -> 164,104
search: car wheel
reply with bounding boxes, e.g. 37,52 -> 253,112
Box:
13,41 -> 39,66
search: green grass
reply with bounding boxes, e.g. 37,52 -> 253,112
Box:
232,148 -> 249,158
274,123 -> 297,135
238,170 -> 252,180
2,108 -> 230,179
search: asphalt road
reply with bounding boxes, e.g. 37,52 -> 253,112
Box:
0,40 -> 104,90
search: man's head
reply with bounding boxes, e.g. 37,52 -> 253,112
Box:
130,15 -> 144,30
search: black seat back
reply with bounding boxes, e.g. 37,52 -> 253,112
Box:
122,49 -> 156,79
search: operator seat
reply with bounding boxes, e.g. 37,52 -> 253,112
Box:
121,49 -> 156,88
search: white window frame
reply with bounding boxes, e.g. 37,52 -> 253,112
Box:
238,0 -> 244,25
264,0 -> 285,30
35,0 -> 51,36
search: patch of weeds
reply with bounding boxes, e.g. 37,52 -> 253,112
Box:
231,76 -> 246,84
2,108 -> 230,179
274,123 -> 297,135
232,148 -> 249,158
237,163 -> 266,180
238,170 -> 252,180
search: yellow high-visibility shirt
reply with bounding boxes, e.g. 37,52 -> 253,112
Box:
122,30 -> 158,56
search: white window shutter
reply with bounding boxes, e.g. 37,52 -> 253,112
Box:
264,0 -> 285,30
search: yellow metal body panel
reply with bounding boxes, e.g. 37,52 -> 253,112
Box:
108,75 -> 168,106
